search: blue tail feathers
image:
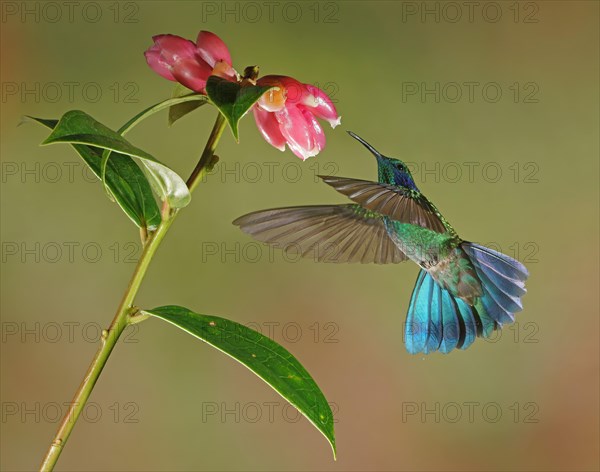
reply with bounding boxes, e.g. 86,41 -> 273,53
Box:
404,242 -> 529,354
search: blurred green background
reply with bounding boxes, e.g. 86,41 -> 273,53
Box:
1,1 -> 598,470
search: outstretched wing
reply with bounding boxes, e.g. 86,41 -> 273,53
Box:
319,176 -> 448,234
233,204 -> 407,264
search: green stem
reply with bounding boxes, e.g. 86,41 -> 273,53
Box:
39,113 -> 228,471
186,113 -> 226,192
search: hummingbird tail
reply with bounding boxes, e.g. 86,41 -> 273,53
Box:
404,242 -> 529,354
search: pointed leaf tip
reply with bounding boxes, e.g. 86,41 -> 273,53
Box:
143,305 -> 336,458
40,110 -> 191,209
29,115 -> 161,230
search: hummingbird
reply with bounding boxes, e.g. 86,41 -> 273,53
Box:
233,132 -> 529,354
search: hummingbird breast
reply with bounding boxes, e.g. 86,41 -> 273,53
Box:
428,246 -> 483,305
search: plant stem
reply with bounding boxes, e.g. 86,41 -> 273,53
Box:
39,113 -> 228,471
186,113 -> 226,192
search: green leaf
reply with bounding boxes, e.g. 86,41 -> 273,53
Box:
168,84 -> 208,126
206,76 -> 273,140
42,110 -> 191,209
118,94 -> 209,136
99,93 -> 210,202
144,305 -> 336,458
28,117 -> 161,230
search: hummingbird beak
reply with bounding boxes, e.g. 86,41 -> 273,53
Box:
347,131 -> 383,159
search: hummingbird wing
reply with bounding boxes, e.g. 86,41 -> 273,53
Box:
233,204 -> 407,264
319,176 -> 448,234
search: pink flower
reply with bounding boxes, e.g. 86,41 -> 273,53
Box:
145,31 -> 238,93
145,31 -> 340,159
253,76 -> 341,160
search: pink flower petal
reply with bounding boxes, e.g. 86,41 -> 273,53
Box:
276,76 -> 308,106
275,105 -> 319,160
252,106 -> 286,151
152,34 -> 197,64
196,31 -> 232,68
287,139 -> 319,161
301,109 -> 326,153
144,48 -> 175,81
303,85 -> 341,128
171,57 -> 212,93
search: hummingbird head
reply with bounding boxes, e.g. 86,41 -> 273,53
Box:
347,131 -> 418,190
